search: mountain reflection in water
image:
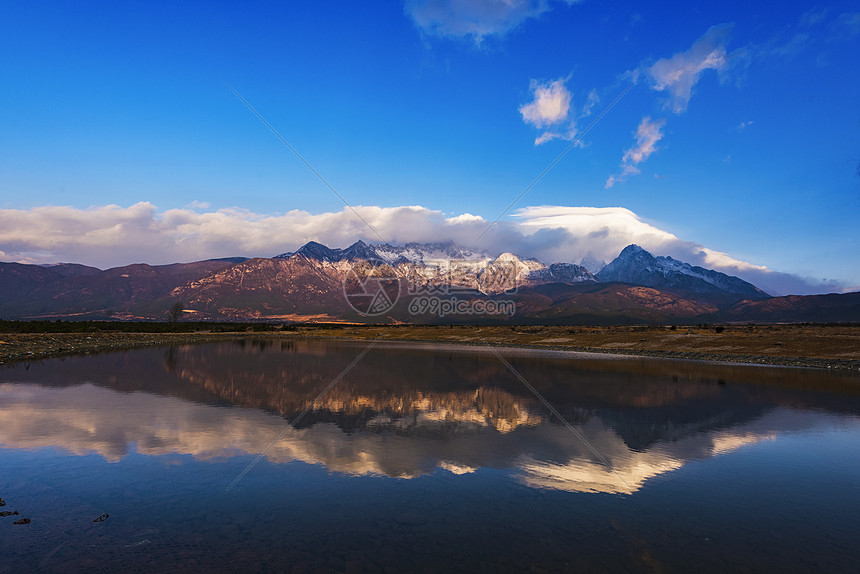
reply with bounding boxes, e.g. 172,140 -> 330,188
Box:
2,339 -> 859,495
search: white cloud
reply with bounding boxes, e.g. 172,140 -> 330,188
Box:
0,202 -> 490,269
534,131 -> 562,145
405,0 -> 579,45
522,25 -> 735,156
513,205 -> 678,256
648,24 -> 733,113
519,77 -> 590,146
605,116 -> 666,188
522,25 -> 735,187
519,78 -> 571,128
622,117 -> 665,164
0,202 -> 846,295
604,174 -> 620,189
445,212 -> 485,224
513,206 -> 847,295
736,120 -> 753,131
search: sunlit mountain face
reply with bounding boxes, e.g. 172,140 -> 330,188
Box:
3,340 -> 859,495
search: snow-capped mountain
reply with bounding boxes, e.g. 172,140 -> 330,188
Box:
10,238 -> 860,323
477,253 -> 545,294
596,244 -> 768,301
276,241 -> 596,295
275,241 -> 763,301
277,240 -> 491,267
579,252 -> 607,274
373,241 -> 491,267
531,263 -> 598,284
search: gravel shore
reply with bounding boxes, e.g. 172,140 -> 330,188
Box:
0,332 -> 248,366
1,327 -> 859,372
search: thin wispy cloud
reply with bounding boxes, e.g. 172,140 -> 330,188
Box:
741,9 -> 857,66
648,24 -> 733,114
800,8 -> 829,28
0,202 -> 843,296
620,117 -> 666,166
835,12 -> 860,37
602,25 -> 737,186
519,26 -> 737,185
605,117 -> 666,188
581,89 -> 600,116
616,10 -> 854,183
739,27 -> 812,66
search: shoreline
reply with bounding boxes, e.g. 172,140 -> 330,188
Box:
309,335 -> 860,371
1,327 -> 859,372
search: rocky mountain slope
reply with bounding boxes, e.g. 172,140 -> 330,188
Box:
1,241 -> 856,323
718,291 -> 860,323
0,258 -> 245,318
597,244 -> 768,302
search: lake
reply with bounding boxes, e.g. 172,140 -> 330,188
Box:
1,339 -> 859,573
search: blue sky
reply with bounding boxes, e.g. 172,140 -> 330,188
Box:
1,1 -> 859,293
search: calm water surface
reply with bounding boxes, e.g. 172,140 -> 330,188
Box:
1,339 -> 859,573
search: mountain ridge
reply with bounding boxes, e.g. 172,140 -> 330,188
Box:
596,244 -> 768,302
2,241 -> 856,323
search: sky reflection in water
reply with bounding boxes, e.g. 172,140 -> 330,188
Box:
1,339 -> 859,572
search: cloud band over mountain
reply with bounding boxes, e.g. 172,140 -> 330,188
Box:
0,202 -> 846,296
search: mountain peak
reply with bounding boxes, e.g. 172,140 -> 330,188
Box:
295,241 -> 337,261
371,242 -> 491,265
275,240 -> 380,263
272,239 -> 767,303
618,244 -> 648,258
579,252 -> 607,274
598,245 -> 768,302
529,262 -> 597,285
494,252 -> 522,263
340,240 -> 379,260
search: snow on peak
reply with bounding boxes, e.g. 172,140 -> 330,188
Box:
493,252 -> 522,263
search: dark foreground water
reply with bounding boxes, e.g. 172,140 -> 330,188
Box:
1,339 -> 859,573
